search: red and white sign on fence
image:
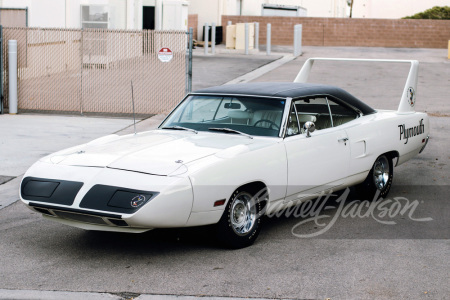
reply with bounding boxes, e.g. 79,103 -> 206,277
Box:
158,48 -> 173,62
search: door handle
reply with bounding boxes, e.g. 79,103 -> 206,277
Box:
338,137 -> 349,145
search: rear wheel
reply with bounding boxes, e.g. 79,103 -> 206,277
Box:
356,154 -> 393,200
216,188 -> 263,249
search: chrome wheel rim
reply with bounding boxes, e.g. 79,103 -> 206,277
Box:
230,192 -> 256,236
373,156 -> 389,190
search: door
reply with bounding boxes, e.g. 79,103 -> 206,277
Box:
143,6 -> 155,53
283,97 -> 351,203
143,6 -> 155,30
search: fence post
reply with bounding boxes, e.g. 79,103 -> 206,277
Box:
245,23 -> 249,55
80,28 -> 84,115
211,23 -> 216,55
0,25 -> 3,114
186,27 -> 193,94
24,7 -> 29,27
254,22 -> 259,50
8,40 -> 18,114
204,23 -> 209,55
266,23 -> 271,55
293,24 -> 302,57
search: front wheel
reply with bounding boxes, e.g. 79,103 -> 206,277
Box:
356,154 -> 393,200
216,189 -> 263,249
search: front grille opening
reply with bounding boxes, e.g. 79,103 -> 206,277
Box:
54,210 -> 107,225
34,207 -> 53,216
108,218 -> 129,227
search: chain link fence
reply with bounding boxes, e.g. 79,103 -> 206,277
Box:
2,27 -> 188,115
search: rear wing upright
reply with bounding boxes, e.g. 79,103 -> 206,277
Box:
294,58 -> 419,114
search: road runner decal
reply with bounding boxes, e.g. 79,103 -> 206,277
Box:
398,118 -> 424,144
407,87 -> 416,107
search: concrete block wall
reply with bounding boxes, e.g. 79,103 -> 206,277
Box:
222,16 -> 450,48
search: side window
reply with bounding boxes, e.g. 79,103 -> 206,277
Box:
328,99 -> 359,127
294,98 -> 332,130
285,96 -> 359,136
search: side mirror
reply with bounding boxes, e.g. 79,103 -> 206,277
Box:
303,121 -> 315,137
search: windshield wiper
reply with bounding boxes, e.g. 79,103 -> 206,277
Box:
208,127 -> 253,139
161,126 -> 198,134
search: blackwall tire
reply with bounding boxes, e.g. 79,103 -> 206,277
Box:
216,189 -> 263,249
356,154 -> 393,200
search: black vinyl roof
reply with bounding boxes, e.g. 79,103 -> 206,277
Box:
193,82 -> 376,115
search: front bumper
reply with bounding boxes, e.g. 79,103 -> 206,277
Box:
20,161 -> 194,231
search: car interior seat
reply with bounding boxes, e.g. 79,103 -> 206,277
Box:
251,110 -> 283,128
228,110 -> 253,125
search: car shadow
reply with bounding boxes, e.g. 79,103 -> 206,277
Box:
78,225 -> 222,253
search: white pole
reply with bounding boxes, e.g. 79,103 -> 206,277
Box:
8,40 -> 18,114
294,24 -> 302,57
211,22 -> 216,55
254,22 -> 259,50
294,25 -> 298,56
245,23 -> 249,55
204,23 -> 209,55
298,24 -> 303,55
266,23 -> 271,55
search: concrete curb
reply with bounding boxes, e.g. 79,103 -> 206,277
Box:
0,289 -> 290,300
135,295 -> 288,300
0,176 -> 22,210
115,114 -> 167,135
224,55 -> 296,85
0,289 -> 121,300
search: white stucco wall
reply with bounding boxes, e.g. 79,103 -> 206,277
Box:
1,0 -> 126,29
351,0 -> 449,19
188,0 -> 228,40
188,0 -> 349,29
0,0 -> 187,30
188,0 -> 349,39
2,0 -> 66,27
239,0 -> 348,18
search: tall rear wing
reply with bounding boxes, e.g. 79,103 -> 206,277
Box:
294,58 -> 419,114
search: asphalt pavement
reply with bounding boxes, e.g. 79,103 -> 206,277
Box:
0,45 -> 449,300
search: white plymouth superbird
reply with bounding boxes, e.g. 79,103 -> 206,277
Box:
20,58 -> 429,248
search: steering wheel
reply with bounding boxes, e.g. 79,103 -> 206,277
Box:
253,119 -> 280,130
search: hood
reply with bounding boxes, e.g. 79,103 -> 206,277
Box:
46,131 -> 265,176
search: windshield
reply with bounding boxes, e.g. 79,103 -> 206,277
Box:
160,95 -> 286,137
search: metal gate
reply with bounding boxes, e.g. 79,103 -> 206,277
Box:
1,27 -> 191,115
